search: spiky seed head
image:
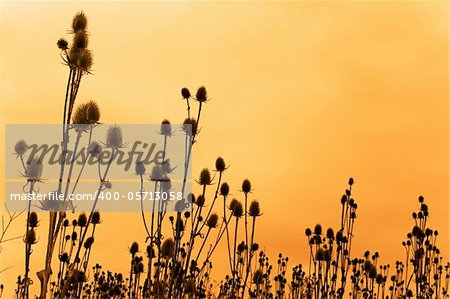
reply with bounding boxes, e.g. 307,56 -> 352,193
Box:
232,200 -> 244,218
28,212 -> 39,228
314,224 -> 322,235
206,214 -> 219,228
161,179 -> 171,193
146,245 -> 155,258
60,252 -> 69,263
85,100 -> 100,123
196,86 -> 207,102
161,238 -> 175,259
215,157 -> 226,172
253,269 -> 263,284
25,230 -> 37,245
220,182 -> 229,196
150,166 -> 163,181
57,38 -> 69,50
316,248 -> 325,261
242,179 -> 251,193
135,161 -> 146,176
89,141 -> 102,158
79,49 -> 93,72
25,158 -> 43,180
348,177 -> 354,186
229,198 -> 239,211
63,219 -> 69,227
198,168 -> 211,185
14,140 -> 28,156
251,243 -> 259,251
249,200 -> 261,217
91,211 -> 101,224
104,181 -> 112,189
195,195 -> 205,207
326,228 -> 334,239
129,242 -> 139,255
72,103 -> 89,124
106,125 -> 123,148
77,213 -> 87,227
84,236 -> 94,249
182,117 -> 197,135
72,11 -> 88,32
181,87 -> 191,99
160,119 -> 172,136
305,228 -> 312,237
73,30 -> 88,49
71,231 -> 77,241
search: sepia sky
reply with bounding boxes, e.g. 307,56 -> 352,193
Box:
0,1 -> 448,296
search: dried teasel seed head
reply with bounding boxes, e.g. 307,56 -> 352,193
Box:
253,269 -> 263,285
57,38 -> 69,50
71,231 -> 78,241
28,212 -> 39,228
198,168 -> 212,185
72,11 -> 88,32
91,211 -> 101,224
129,242 -> 139,255
135,161 -> 146,176
79,49 -> 93,72
85,100 -> 100,123
182,117 -> 197,135
195,195 -> 205,207
89,141 -> 102,158
14,140 -> 28,156
215,157 -> 226,172
249,200 -> 261,217
220,182 -> 229,196
25,158 -> 43,180
326,228 -> 334,239
181,87 -> 191,99
150,165 -> 163,181
242,179 -> 251,193
106,125 -> 123,148
84,236 -> 94,249
195,86 -> 208,102
73,30 -> 88,50
77,213 -> 87,227
206,213 -> 219,228
24,229 -> 37,245
232,200 -> 244,218
229,198 -> 239,212
161,238 -> 175,259
348,177 -> 354,186
160,119 -> 172,136
305,228 -> 312,237
72,103 -> 89,124
314,224 -> 322,235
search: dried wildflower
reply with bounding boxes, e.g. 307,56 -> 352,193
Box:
232,200 -> 244,218
60,252 -> 69,263
326,228 -> 334,239
91,211 -> 101,224
314,224 -> 322,235
316,248 -> 325,261
206,214 -> 219,228
161,238 -> 175,259
24,230 -> 37,245
150,165 -> 163,181
305,228 -> 312,237
220,182 -> 229,196
195,195 -> 205,207
72,11 -> 88,32
215,157 -> 226,172
28,212 -> 39,228
85,100 -> 100,123
160,119 -> 172,136
195,86 -> 208,102
24,158 -> 43,180
72,103 -> 89,124
57,38 -> 69,50
181,87 -> 191,99
78,213 -> 87,227
249,200 -> 261,217
182,118 -> 197,135
348,177 -> 354,186
89,141 -> 102,157
229,198 -> 239,211
79,49 -> 93,72
14,140 -> 28,156
253,269 -> 263,284
129,242 -> 139,255
73,30 -> 88,49
198,168 -> 212,185
103,181 -> 112,189
135,161 -> 146,176
242,179 -> 251,193
84,236 -> 94,249
106,125 -> 123,148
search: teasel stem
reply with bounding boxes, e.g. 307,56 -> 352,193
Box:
70,124 -> 93,196
244,192 -> 249,270
63,130 -> 83,205
194,226 -> 213,263
242,215 -> 257,298
198,172 -> 222,233
147,181 -> 158,288
232,217 -> 239,278
186,98 -> 191,119
139,174 -> 151,240
224,195 -> 233,274
23,181 -> 36,299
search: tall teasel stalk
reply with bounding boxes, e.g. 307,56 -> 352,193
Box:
38,11 -> 95,299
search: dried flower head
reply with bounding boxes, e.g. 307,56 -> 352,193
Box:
253,269 -> 263,284
242,179 -> 251,193
314,224 -> 322,235
181,87 -> 191,100
135,161 -> 146,176
72,103 -> 89,125
161,238 -> 175,259
129,242 -> 139,255
24,229 -> 37,245
215,157 -> 226,172
198,168 -> 212,185
85,100 -> 100,123
182,117 -> 197,135
89,141 -> 102,157
249,200 -> 261,217
220,182 -> 230,196
28,212 -> 39,228
24,158 -> 43,180
206,214 -> 219,228
160,119 -> 172,136
195,86 -> 208,102
106,125 -> 123,149
195,195 -> 205,207
150,165 -> 163,181
72,11 -> 88,32
84,236 -> 94,249
232,200 -> 244,218
91,211 -> 101,224
14,140 -> 28,156
57,38 -> 69,50
79,49 -> 93,72
73,30 -> 88,50
229,198 -> 239,212
77,213 -> 88,227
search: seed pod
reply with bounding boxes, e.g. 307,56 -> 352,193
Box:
253,269 -> 263,285
195,86 -> 207,102
135,161 -> 146,176
77,213 -> 87,227
72,11 -> 88,32
25,158 -> 43,180
14,140 -> 28,156
57,38 -> 69,50
242,179 -> 251,193
181,88 -> 191,99
28,212 -> 39,228
161,238 -> 175,259
160,119 -> 172,136
220,183 -> 229,196
198,168 -> 211,185
129,242 -> 139,255
195,195 -> 205,207
206,214 -> 219,228
73,30 -> 88,49
89,141 -> 102,158
232,201 -> 244,218
91,211 -> 101,225
249,200 -> 261,217
314,224 -> 322,235
24,230 -> 37,245
215,157 -> 226,172
106,125 -> 123,148
85,100 -> 100,123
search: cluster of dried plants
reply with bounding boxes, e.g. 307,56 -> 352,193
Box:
1,11 -> 449,299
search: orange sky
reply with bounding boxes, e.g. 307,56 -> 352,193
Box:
0,1 -> 448,297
